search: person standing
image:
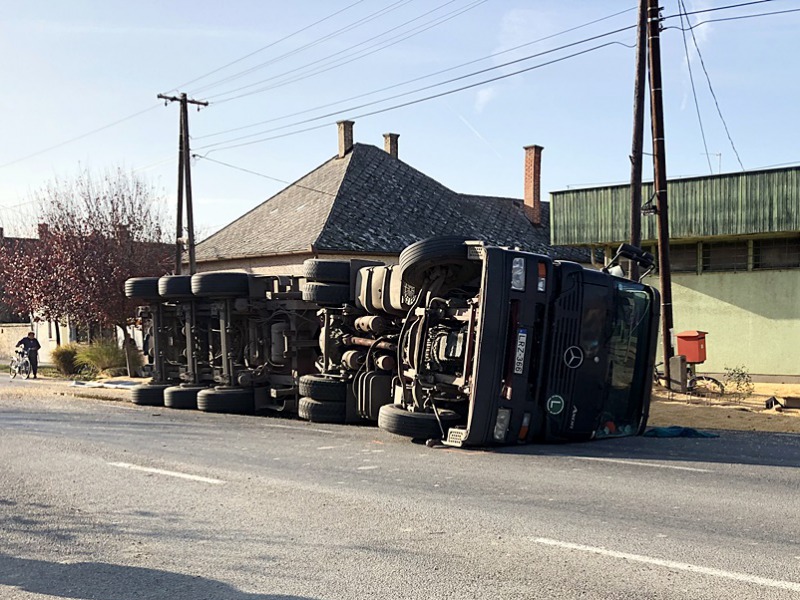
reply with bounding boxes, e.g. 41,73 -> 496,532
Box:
16,332 -> 41,379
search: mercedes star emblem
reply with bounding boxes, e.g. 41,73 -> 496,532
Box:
564,346 -> 584,369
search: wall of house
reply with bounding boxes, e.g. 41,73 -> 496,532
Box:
0,320 -> 72,365
648,270 -> 800,379
193,252 -> 399,275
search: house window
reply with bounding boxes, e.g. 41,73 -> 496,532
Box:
669,243 -> 698,272
754,237 -> 800,270
702,241 -> 749,272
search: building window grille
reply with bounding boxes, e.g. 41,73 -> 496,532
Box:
702,241 -> 749,272
753,237 -> 800,270
669,243 -> 698,272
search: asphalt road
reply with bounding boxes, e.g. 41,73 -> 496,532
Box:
1,378 -> 799,599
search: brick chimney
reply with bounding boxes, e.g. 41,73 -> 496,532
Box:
337,120 -> 354,158
523,145 -> 543,226
383,133 -> 399,158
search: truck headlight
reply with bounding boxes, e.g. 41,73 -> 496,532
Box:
511,257 -> 526,291
493,408 -> 511,442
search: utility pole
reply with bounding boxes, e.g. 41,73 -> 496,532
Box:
646,0 -> 675,383
628,0 -> 648,282
157,92 -> 208,275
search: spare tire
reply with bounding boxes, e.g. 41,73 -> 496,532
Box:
191,272 -> 250,297
298,374 -> 347,402
301,282 -> 351,306
303,259 -> 351,284
398,236 -> 480,289
377,404 -> 462,440
159,275 -> 193,299
125,277 -> 161,301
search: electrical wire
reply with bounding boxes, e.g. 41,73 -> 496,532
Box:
207,0 -> 489,103
167,0 -> 369,94
193,154 -> 337,196
188,0 -> 417,95
678,2 -> 713,174
667,6 -> 800,29
201,42 -> 624,155
195,5 -> 636,140
680,0 -> 746,171
195,25 -> 636,151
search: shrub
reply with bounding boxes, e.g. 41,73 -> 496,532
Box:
723,364 -> 754,402
51,343 -> 81,375
75,338 -> 142,376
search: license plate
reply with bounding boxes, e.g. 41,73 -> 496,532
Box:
513,328 -> 527,374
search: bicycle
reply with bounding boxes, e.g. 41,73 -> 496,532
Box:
10,348 -> 32,380
653,361 -> 724,396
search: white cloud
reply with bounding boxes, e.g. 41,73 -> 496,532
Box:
474,87 -> 497,113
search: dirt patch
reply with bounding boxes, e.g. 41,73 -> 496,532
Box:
649,382 -> 800,434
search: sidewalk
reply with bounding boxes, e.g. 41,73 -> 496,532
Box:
0,374 -> 141,402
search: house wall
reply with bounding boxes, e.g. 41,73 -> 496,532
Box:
193,252 -> 399,275
0,320 -> 70,364
648,270 -> 800,378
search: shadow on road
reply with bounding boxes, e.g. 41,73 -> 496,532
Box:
496,429 -> 800,468
0,553 -> 318,600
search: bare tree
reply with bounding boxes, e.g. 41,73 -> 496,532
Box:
0,168 -> 172,350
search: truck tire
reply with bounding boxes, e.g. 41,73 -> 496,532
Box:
130,383 -> 169,406
398,236 -> 480,289
191,272 -> 250,297
158,275 -> 194,299
303,259 -> 351,284
163,385 -> 204,409
377,404 -> 461,440
301,282 -> 351,306
298,374 -> 347,402
298,397 -> 346,424
125,277 -> 161,301
197,387 -> 255,415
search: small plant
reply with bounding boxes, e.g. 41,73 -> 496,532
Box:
723,365 -> 754,401
50,342 -> 81,375
75,338 -> 142,377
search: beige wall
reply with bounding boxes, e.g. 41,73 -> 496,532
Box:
193,252 -> 399,276
0,320 -> 70,364
649,269 -> 800,378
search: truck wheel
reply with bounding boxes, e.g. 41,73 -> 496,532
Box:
125,277 -> 161,301
158,275 -> 194,299
303,259 -> 351,284
377,404 -> 461,440
197,387 -> 255,415
163,385 -> 204,409
298,374 -> 347,402
191,272 -> 250,297
130,383 -> 169,406
298,397 -> 346,424
398,236 -> 480,289
301,282 -> 351,306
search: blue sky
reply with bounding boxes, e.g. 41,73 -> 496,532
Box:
2,0 -> 798,239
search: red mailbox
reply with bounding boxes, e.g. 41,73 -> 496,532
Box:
676,330 -> 707,364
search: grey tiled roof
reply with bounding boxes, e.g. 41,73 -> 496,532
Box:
195,143 -> 589,263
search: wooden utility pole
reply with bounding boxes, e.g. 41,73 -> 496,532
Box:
157,92 -> 208,275
646,0 -> 675,382
628,0 -> 648,281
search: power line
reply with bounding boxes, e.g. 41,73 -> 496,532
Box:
195,6 -> 636,140
193,154 -> 337,196
188,0 -> 417,95
167,0 -> 370,93
202,42 -> 623,154
678,1 -> 713,174
207,0 -> 488,103
681,0 -> 746,171
195,25 -> 636,151
667,6 -> 800,29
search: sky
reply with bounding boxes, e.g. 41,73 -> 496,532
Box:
2,0 -> 799,240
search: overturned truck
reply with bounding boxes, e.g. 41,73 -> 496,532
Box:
126,237 -> 658,447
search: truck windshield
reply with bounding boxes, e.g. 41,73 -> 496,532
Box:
597,280 -> 653,437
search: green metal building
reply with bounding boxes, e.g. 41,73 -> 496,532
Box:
551,166 -> 800,379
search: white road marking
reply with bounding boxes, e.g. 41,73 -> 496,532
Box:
262,422 -> 335,434
357,465 -> 379,470
533,538 -> 800,592
109,462 -> 224,485
571,456 -> 712,473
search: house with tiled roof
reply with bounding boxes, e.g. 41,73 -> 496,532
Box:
194,121 -> 589,275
